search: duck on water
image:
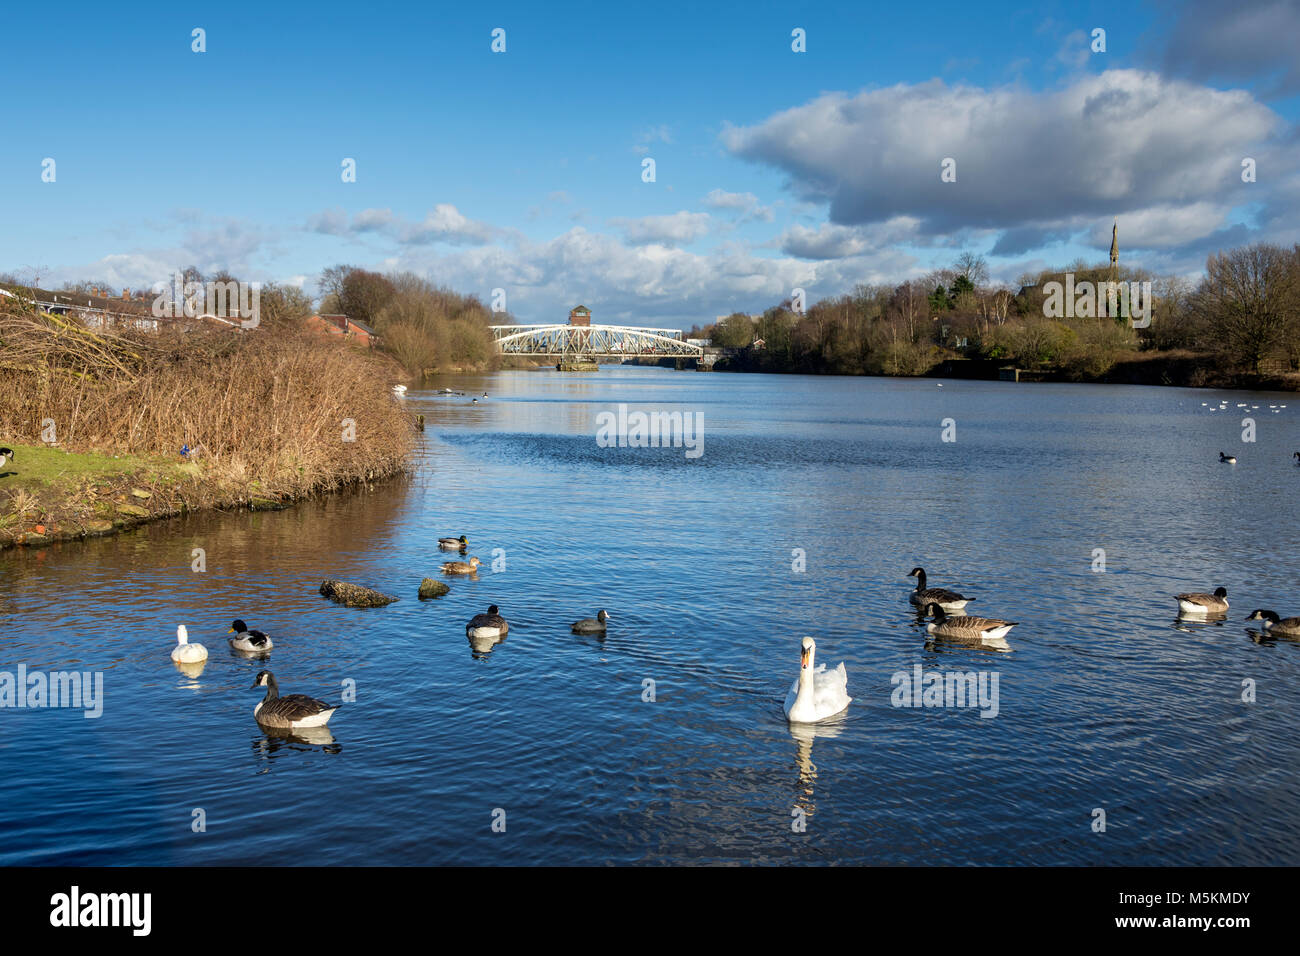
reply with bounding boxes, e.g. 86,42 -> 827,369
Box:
907,567 -> 975,612
249,671 -> 338,729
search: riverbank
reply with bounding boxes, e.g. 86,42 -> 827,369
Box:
714,348 -> 1300,391
0,309 -> 417,550
0,443 -> 276,548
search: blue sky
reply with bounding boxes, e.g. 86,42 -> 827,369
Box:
2,0 -> 1298,327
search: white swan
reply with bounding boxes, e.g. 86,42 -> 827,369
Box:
170,625 -> 208,663
391,384 -> 407,394
783,637 -> 851,723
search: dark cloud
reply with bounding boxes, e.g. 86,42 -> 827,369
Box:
1159,0 -> 1300,97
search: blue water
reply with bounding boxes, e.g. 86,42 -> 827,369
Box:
1,366 -> 1298,864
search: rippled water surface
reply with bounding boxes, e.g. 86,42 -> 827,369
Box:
2,367 -> 1299,865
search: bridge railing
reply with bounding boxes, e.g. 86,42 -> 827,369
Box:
489,324 -> 703,357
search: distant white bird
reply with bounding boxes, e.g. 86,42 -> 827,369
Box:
391,384 -> 407,395
783,637 -> 851,723
170,625 -> 208,663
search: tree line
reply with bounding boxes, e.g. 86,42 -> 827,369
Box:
690,242 -> 1300,384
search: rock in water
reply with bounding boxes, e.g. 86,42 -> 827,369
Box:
319,579 -> 399,607
417,578 -> 450,599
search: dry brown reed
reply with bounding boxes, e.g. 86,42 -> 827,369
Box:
0,302 -> 416,499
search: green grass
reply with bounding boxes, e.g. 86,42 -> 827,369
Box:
0,444 -> 205,541
1,443 -> 196,487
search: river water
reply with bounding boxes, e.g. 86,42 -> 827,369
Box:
2,366 -> 1297,864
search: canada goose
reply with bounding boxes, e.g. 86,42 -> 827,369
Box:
249,671 -> 337,729
571,609 -> 610,634
228,619 -> 273,652
467,604 -> 509,640
442,556 -> 481,574
438,535 -> 468,550
923,603 -> 1017,642
1176,586 -> 1229,615
0,447 -> 13,470
1245,609 -> 1300,636
170,625 -> 208,663
907,567 -> 974,611
1219,452 -> 1237,464
783,637 -> 852,723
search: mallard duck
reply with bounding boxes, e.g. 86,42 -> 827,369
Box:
250,671 -> 337,729
571,609 -> 610,634
907,567 -> 974,611
170,625 -> 208,663
1177,586 -> 1229,615
1219,451 -> 1237,464
783,637 -> 851,723
467,604 -> 508,640
438,535 -> 468,550
228,619 -> 272,651
923,603 -> 1017,642
1245,609 -> 1300,636
442,556 -> 481,574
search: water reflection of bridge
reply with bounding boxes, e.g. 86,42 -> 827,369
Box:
489,324 -> 704,359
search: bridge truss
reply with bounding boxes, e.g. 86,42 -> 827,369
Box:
489,324 -> 703,358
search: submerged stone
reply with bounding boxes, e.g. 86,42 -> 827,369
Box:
418,578 -> 450,599
319,579 -> 399,607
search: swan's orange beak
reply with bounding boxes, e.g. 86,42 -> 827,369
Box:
801,647 -> 810,668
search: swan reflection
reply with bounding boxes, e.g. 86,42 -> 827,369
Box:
788,714 -> 847,819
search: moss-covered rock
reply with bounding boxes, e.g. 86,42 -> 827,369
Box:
319,579 -> 399,607
418,578 -> 450,599
117,504 -> 150,517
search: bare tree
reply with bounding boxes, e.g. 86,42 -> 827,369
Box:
1196,243 -> 1299,373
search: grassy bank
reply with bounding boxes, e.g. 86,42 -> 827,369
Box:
1,307 -> 417,549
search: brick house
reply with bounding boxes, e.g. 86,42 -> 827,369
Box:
304,313 -> 380,347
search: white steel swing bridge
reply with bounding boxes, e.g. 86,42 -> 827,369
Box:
488,324 -> 704,359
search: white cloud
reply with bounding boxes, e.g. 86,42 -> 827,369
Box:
722,70 -> 1288,250
702,189 -> 774,222
610,211 -> 712,245
308,204 -> 498,245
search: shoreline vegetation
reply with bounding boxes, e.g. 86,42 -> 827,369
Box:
690,243 -> 1300,390
0,295 -> 417,551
